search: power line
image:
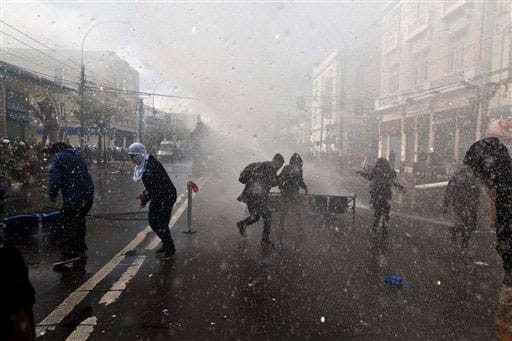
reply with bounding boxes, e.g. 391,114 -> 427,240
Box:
0,19 -> 81,68
0,30 -> 81,73
86,85 -> 198,100
0,58 -> 81,89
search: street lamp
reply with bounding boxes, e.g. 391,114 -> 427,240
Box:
78,21 -> 131,148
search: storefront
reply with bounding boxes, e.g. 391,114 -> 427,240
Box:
5,88 -> 31,141
380,119 -> 401,161
433,109 -> 456,163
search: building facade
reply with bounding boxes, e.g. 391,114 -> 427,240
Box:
0,48 -> 139,147
0,61 -> 76,145
376,1 -> 511,173
310,44 -> 380,163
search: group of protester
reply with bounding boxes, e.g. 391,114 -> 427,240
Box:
1,121 -> 512,338
236,152 -> 308,246
0,138 -> 46,184
234,128 -> 511,338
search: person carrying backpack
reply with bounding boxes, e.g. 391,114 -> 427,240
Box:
237,153 -> 284,246
442,165 -> 480,250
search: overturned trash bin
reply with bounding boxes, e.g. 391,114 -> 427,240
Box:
2,213 -> 39,244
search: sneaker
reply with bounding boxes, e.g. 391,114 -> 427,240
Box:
237,221 -> 247,237
53,254 -> 81,272
158,248 -> 176,260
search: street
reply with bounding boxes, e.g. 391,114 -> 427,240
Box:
25,161 -> 502,340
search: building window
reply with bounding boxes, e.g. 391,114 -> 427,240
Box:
410,49 -> 429,86
388,64 -> 399,94
448,30 -> 467,73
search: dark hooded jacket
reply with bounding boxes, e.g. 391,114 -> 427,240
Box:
443,167 -> 480,211
279,153 -> 307,194
464,137 -> 512,273
142,155 -> 177,204
48,148 -> 94,208
360,158 -> 402,206
238,161 -> 279,204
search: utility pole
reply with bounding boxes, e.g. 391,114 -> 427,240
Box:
79,65 -> 86,148
137,98 -> 144,142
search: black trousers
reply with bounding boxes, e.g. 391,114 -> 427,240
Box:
452,207 -> 477,248
239,199 -> 272,237
60,199 -> 93,257
149,199 -> 175,250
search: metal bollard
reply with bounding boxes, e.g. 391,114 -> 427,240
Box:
183,181 -> 199,234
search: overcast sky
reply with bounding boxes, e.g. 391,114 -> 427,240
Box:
1,1 -> 383,138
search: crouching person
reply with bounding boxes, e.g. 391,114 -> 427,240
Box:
128,143 -> 177,260
48,143 -> 94,271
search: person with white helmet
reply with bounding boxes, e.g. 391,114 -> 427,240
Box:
128,142 -> 177,260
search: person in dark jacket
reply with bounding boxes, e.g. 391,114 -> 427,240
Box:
357,158 -> 404,234
442,165 -> 480,250
128,142 -> 177,260
0,236 -> 36,341
237,153 -> 284,245
463,137 -> 512,339
48,143 -> 94,270
278,153 -> 308,229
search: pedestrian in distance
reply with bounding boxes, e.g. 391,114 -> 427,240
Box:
442,164 -> 480,251
388,149 -> 396,171
278,153 -> 308,229
464,137 -> 512,340
128,142 -> 177,260
47,142 -> 94,272
357,158 -> 404,234
237,153 -> 284,246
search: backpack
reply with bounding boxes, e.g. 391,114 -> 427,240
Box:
239,162 -> 262,184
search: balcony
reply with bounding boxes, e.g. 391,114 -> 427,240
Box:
375,95 -> 398,111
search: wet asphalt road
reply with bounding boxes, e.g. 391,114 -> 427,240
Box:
26,161 -> 504,340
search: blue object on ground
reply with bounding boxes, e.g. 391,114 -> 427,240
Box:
384,275 -> 413,288
2,213 -> 40,243
41,210 -> 62,234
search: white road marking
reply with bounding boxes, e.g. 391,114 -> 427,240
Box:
146,178 -> 206,250
99,256 -> 146,306
36,177 -> 207,337
65,316 -> 97,341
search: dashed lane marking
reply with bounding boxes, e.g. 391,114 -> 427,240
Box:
36,176 -> 206,337
98,255 -> 146,306
65,317 -> 97,341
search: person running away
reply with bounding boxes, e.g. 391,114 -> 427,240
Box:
442,165 -> 481,250
278,153 -> 308,229
357,158 -> 404,234
128,142 -> 177,260
463,137 -> 512,340
237,153 -> 284,246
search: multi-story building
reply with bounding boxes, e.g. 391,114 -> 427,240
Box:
310,43 -> 380,162
0,60 -> 75,144
376,1 -> 511,173
0,48 -> 139,147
